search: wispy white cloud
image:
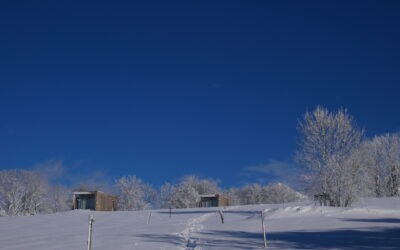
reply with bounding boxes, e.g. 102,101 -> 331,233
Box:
72,170 -> 115,193
32,159 -> 115,192
243,160 -> 294,175
33,159 -> 65,181
239,159 -> 303,188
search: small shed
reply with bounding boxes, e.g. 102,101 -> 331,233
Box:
72,191 -> 117,211
199,194 -> 229,208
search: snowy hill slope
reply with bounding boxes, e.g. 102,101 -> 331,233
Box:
1,198 -> 400,250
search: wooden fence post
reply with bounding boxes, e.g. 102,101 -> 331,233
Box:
218,209 -> 224,224
261,211 -> 267,248
87,214 -> 94,250
147,211 -> 152,225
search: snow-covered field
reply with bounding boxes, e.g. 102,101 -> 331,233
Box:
1,198 -> 400,250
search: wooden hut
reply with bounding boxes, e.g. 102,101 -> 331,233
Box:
199,194 -> 229,207
72,191 -> 117,211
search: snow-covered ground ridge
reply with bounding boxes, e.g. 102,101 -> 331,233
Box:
0,198 -> 399,249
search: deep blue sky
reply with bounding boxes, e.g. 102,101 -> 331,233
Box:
1,1 -> 399,188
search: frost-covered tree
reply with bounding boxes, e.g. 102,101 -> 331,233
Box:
237,184 -> 264,205
116,175 -> 154,210
169,183 -> 200,208
224,188 -> 240,206
359,134 -> 400,197
48,184 -> 71,213
0,170 -> 26,216
0,170 -> 48,216
225,183 -> 304,205
21,171 -> 48,215
182,175 -> 221,195
159,182 -> 176,209
296,106 -> 363,206
161,175 -> 221,209
168,176 -> 200,208
265,183 -> 297,204
263,182 -> 306,203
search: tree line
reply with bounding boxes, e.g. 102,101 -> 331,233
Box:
296,106 -> 400,207
0,170 -> 70,216
1,105 -> 399,215
0,171 -> 303,216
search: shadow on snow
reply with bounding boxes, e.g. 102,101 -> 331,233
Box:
194,227 -> 400,249
341,218 -> 400,224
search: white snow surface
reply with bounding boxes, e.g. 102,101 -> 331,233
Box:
1,198 -> 400,249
